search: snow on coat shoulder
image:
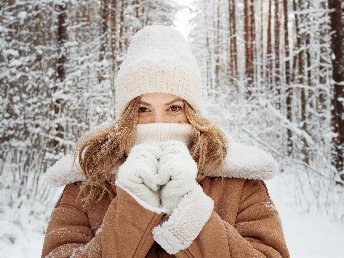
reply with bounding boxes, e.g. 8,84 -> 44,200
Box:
45,154 -> 85,187
45,139 -> 278,187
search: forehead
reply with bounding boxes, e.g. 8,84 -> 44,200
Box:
140,92 -> 184,103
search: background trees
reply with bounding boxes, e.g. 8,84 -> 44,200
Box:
190,0 -> 343,218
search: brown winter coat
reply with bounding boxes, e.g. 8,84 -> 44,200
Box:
41,176 -> 289,257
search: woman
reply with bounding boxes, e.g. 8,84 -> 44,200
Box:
42,25 -> 289,257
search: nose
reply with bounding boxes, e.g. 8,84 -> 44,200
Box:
153,111 -> 168,123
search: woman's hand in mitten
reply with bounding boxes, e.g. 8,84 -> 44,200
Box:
153,143 -> 213,254
158,141 -> 199,214
115,143 -> 163,211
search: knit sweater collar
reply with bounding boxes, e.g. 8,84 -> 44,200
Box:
134,123 -> 193,146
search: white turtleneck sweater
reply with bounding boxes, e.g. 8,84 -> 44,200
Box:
134,123 -> 194,147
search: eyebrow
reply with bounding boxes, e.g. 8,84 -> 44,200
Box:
139,98 -> 184,106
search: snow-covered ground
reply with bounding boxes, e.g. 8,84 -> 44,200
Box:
0,185 -> 63,258
1,175 -> 343,258
267,177 -> 344,258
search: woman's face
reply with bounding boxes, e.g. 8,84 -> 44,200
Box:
137,93 -> 189,124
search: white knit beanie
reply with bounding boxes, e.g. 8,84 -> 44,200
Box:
114,25 -> 204,118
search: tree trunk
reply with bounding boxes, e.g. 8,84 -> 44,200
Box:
99,0 -> 109,83
284,0 -> 293,155
119,0 -> 124,52
250,0 -> 256,91
214,0 -> 221,88
293,0 -> 309,164
111,0 -> 118,118
244,0 -> 254,96
205,2 -> 213,91
232,0 -> 238,81
274,0 -> 281,108
56,3 -> 67,83
260,0 -> 264,90
124,1 -> 129,48
50,1 -> 67,154
228,0 -> 238,90
317,1 -> 328,113
266,0 -> 273,88
329,0 -> 344,175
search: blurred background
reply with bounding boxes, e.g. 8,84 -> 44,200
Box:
1,0 -> 343,257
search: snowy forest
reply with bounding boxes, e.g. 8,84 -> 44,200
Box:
1,0 -> 343,257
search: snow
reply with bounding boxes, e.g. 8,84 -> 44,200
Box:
17,11 -> 27,20
267,176 -> 344,258
281,206 -> 344,258
0,186 -> 63,258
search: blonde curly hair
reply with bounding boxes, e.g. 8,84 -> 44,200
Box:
74,96 -> 228,206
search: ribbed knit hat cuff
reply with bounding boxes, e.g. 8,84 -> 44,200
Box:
115,62 -> 203,118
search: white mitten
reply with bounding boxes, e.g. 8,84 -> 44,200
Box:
115,143 -> 163,212
152,184 -> 214,254
158,141 -> 199,214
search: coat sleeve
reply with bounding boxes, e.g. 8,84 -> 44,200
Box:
186,179 -> 290,257
41,183 -> 164,258
153,179 -> 290,258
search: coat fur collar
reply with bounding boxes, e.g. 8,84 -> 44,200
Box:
45,137 -> 278,187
